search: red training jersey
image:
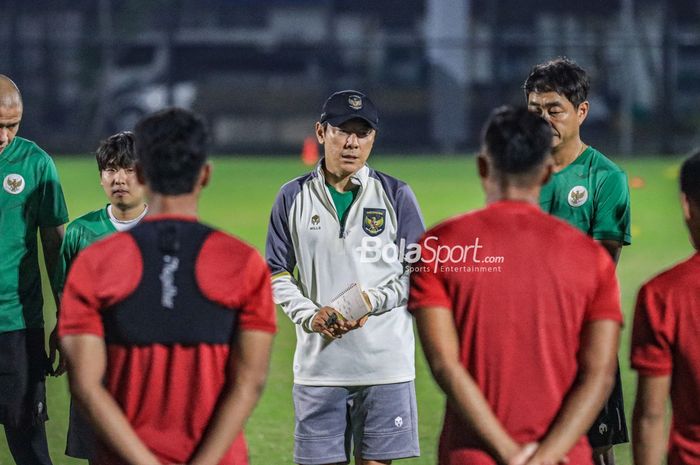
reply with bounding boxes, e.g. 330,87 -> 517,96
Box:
59,215 -> 276,465
408,201 -> 622,465
631,252 -> 700,465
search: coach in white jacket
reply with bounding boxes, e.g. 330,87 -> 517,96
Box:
266,90 -> 424,465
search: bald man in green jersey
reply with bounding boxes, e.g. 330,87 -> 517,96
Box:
0,74 -> 67,465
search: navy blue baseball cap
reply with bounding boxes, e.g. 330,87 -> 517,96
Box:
320,90 -> 379,130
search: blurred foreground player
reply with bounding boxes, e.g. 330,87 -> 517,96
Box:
409,106 -> 622,465
0,74 -> 67,465
59,108 -> 276,465
631,151 -> 700,465
524,58 -> 631,464
53,131 -> 147,462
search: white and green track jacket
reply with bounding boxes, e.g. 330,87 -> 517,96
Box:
266,161 -> 425,386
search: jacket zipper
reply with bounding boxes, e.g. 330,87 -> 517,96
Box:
317,173 -> 363,239
339,182 -> 362,238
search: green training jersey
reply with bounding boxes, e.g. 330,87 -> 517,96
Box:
540,146 -> 631,245
0,136 -> 69,333
53,205 -> 116,297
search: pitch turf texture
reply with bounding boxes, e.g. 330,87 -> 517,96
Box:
0,155 -> 690,465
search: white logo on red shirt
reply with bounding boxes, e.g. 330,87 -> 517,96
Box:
160,255 -> 180,309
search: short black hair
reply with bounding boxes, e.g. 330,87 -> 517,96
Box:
134,108 -> 208,195
523,57 -> 590,108
96,131 -> 136,171
481,106 -> 552,176
680,150 -> 700,205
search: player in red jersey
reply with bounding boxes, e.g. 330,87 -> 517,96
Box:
58,108 -> 276,465
631,150 -> 700,465
409,106 -> 622,465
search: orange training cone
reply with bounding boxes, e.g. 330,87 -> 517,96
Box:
301,136 -> 319,166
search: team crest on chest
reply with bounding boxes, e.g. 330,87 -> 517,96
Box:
3,174 -> 25,194
362,208 -> 385,236
568,185 -> 588,207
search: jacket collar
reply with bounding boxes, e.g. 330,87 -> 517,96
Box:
314,157 -> 370,189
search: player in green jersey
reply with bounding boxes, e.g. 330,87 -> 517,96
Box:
525,58 -> 631,465
53,131 -> 146,300
0,75 -> 68,465
53,131 -> 146,461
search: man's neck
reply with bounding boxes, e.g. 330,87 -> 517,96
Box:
146,194 -> 199,218
323,166 -> 359,193
552,139 -> 586,172
485,181 -> 541,206
111,203 -> 147,222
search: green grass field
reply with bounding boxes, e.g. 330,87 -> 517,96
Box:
0,155 -> 692,465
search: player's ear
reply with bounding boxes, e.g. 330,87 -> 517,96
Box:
315,122 -> 325,145
540,156 -> 554,186
199,162 -> 212,189
577,101 -> 589,125
681,192 -> 700,248
135,162 -> 146,185
477,152 -> 489,180
681,192 -> 697,221
681,192 -> 689,219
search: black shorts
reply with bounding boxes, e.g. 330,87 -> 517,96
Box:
66,399 -> 95,459
587,363 -> 629,448
0,328 -> 50,428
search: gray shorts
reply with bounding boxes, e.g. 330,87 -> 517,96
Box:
293,381 -> 420,465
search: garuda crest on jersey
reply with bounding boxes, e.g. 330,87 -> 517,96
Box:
3,174 -> 25,194
567,185 -> 588,207
362,208 -> 385,236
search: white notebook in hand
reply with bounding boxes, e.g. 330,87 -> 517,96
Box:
329,283 -> 372,321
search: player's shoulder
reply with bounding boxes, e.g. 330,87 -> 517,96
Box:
273,171 -> 315,212
201,228 -> 266,270
197,228 -> 268,304
643,253 -> 700,293
70,230 -> 138,278
82,229 -> 134,252
425,210 -> 472,238
12,136 -> 46,153
367,166 -> 420,213
67,206 -> 108,232
587,147 -> 627,176
367,166 -> 411,194
203,228 -> 259,254
10,137 -> 53,164
278,171 -> 315,196
486,201 -> 605,254
423,206 -> 497,240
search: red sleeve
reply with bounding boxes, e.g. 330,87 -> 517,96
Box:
584,248 -> 623,324
58,251 -> 105,337
239,251 -> 277,333
630,283 -> 673,376
58,233 -> 142,338
197,232 -> 276,334
408,233 -> 452,312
